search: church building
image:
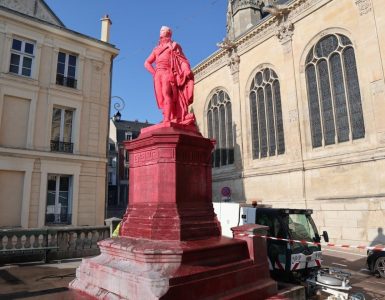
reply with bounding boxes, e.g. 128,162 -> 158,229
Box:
192,0 -> 385,244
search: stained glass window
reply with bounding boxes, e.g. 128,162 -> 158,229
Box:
213,107 -> 220,168
273,81 -> 285,154
343,47 -> 365,139
249,68 -> 285,159
258,88 -> 267,158
330,53 -> 349,143
305,34 -> 365,148
266,85 -> 276,155
207,90 -> 234,168
306,65 -> 322,147
250,91 -> 259,157
226,102 -> 234,164
317,59 -> 335,145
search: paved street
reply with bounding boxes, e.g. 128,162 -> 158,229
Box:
0,248 -> 384,300
322,247 -> 385,300
0,260 -> 87,300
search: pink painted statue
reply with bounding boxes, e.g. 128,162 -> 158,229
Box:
144,26 -> 195,124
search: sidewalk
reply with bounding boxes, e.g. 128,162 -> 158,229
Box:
1,258 -> 303,300
0,259 -> 90,300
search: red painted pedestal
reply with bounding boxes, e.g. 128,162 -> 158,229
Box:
120,122 -> 221,240
70,123 -> 278,299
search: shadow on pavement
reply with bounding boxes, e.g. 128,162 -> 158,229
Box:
0,263 -> 83,300
0,269 -> 24,285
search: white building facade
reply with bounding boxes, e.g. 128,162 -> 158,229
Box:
0,0 -> 119,228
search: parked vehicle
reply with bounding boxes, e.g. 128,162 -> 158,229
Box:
241,206 -> 328,280
213,202 -> 354,299
367,247 -> 385,278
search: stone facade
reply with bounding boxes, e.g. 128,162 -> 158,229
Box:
192,0 -> 385,244
0,1 -> 119,228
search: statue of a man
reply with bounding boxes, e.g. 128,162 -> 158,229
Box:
144,26 -> 195,124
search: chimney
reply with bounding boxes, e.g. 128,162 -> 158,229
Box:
100,14 -> 112,42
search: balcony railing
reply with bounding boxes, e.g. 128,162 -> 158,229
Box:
56,74 -> 77,89
50,140 -> 73,153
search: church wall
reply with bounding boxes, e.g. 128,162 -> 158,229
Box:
193,0 -> 385,244
370,0 -> 385,141
291,0 -> 385,244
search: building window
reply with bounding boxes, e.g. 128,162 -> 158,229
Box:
51,107 -> 74,153
9,38 -> 35,77
124,167 -> 129,179
109,143 -> 116,151
305,34 -> 365,148
124,150 -> 129,163
207,90 -> 234,168
249,67 -> 285,159
45,174 -> 72,225
108,157 -> 117,168
125,131 -> 133,140
56,51 -> 77,88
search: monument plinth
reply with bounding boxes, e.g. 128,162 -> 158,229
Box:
70,25 -> 278,299
70,123 -> 278,299
119,122 -> 221,241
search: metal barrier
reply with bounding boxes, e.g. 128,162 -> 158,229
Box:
0,226 -> 110,264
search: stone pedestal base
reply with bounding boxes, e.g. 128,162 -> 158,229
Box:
70,124 -> 278,299
70,236 -> 277,300
119,122 -> 221,241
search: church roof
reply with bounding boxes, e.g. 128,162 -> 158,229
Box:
0,0 -> 64,27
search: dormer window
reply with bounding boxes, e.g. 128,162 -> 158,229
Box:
56,51 -> 77,88
125,131 -> 133,141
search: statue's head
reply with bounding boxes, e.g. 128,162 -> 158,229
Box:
160,26 -> 172,38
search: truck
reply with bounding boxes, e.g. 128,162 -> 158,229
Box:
214,202 -> 354,299
245,206 -> 327,280
213,202 -> 328,280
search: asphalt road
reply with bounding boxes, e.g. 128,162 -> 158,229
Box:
322,247 -> 385,300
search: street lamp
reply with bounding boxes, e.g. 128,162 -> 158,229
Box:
111,96 -> 125,122
113,111 -> 121,122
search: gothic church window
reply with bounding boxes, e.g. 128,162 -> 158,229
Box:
249,68 -> 285,159
207,90 -> 234,168
305,34 -> 365,148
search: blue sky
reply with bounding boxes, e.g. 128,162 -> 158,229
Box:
45,0 -> 228,124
